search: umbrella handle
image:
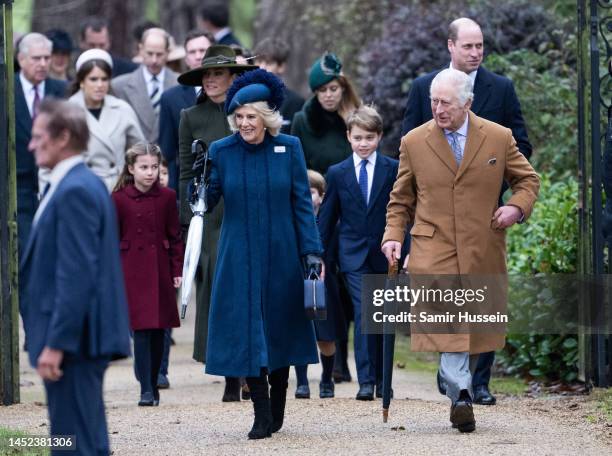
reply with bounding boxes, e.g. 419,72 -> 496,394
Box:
382,408 -> 389,423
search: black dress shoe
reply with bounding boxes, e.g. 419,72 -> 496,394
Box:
333,366 -> 352,383
319,381 -> 335,398
375,384 -> 393,399
450,396 -> 476,433
222,377 -> 241,402
436,371 -> 446,396
356,384 -> 374,401
157,373 -> 170,389
473,385 -> 496,405
138,392 -> 155,406
295,384 -> 310,399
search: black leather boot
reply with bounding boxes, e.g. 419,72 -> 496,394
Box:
222,376 -> 241,402
245,374 -> 272,439
269,367 -> 289,433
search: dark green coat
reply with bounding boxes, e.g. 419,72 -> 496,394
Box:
290,97 -> 352,175
178,98 -> 231,363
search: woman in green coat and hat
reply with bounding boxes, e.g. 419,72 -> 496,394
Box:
290,52 -> 362,399
178,45 -> 257,402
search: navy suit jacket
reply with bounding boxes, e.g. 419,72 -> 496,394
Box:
111,54 -> 138,78
19,163 -> 131,367
217,31 -> 241,46
15,76 -> 67,196
318,153 -> 400,273
15,76 -> 67,254
401,65 -> 532,160
158,84 -> 197,191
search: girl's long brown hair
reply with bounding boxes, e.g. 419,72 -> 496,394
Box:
113,142 -> 162,192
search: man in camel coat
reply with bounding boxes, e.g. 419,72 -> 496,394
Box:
381,69 -> 539,433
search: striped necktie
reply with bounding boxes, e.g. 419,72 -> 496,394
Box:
359,159 -> 369,205
150,75 -> 161,112
32,84 -> 41,120
448,131 -> 463,165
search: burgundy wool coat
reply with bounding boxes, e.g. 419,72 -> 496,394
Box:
112,183 -> 184,330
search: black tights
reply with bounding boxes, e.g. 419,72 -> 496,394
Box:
245,366 -> 290,392
133,329 -> 165,396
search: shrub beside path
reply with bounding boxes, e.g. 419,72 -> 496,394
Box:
2,312 -> 611,455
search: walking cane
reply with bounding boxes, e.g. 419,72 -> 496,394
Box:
382,259 -> 399,422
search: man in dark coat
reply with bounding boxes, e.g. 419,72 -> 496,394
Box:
15,32 -> 67,257
20,99 -> 131,455
79,16 -> 138,78
159,30 -> 213,192
400,17 -> 533,406
198,3 -> 242,46
253,38 -> 304,134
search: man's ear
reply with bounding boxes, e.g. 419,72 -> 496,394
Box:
447,39 -> 454,53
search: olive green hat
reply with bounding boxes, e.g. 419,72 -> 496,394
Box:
177,44 -> 258,86
308,52 -> 343,91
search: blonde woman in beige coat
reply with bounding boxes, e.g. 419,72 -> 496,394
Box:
69,49 -> 144,191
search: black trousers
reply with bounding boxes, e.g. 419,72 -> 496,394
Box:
133,329 -> 165,395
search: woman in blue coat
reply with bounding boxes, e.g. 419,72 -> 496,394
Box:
205,69 -> 324,439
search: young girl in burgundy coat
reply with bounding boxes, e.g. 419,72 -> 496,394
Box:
112,143 -> 184,406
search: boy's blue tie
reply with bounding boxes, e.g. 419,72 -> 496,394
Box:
359,159 -> 368,205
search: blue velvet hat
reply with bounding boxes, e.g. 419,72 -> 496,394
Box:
225,68 -> 286,115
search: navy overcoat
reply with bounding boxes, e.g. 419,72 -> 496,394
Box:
19,163 -> 131,367
205,132 -> 322,377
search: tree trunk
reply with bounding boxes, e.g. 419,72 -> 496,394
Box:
31,0 -> 146,58
254,0 -> 391,97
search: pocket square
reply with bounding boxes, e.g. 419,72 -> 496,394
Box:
488,157 -> 497,165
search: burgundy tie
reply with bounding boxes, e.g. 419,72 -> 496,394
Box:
32,85 -> 40,120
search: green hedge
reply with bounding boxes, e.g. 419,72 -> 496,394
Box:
501,175 -> 579,382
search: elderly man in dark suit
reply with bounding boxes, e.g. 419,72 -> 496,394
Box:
158,30 -> 213,192
15,32 -> 67,257
112,28 -> 178,143
400,17 -> 533,406
20,99 -> 131,455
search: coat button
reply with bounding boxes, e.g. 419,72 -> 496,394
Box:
137,228 -> 142,233
137,213 -> 142,217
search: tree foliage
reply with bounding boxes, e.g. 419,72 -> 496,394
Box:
358,0 -> 573,156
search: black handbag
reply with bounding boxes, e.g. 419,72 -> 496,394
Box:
304,271 -> 327,320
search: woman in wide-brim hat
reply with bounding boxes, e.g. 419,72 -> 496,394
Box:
177,45 -> 257,402
204,68 -> 323,439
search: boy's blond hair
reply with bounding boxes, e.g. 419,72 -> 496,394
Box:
346,104 -> 383,134
307,169 -> 326,196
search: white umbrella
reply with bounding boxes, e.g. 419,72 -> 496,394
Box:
180,140 -> 209,319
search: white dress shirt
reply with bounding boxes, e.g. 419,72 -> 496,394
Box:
353,151 -> 377,204
33,155 -> 83,225
19,72 -> 46,117
444,115 -> 469,157
142,66 -> 166,96
449,62 -> 477,87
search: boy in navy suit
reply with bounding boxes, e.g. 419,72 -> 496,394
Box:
318,105 -> 399,400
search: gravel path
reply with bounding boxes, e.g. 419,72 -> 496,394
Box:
2,311 -> 611,455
